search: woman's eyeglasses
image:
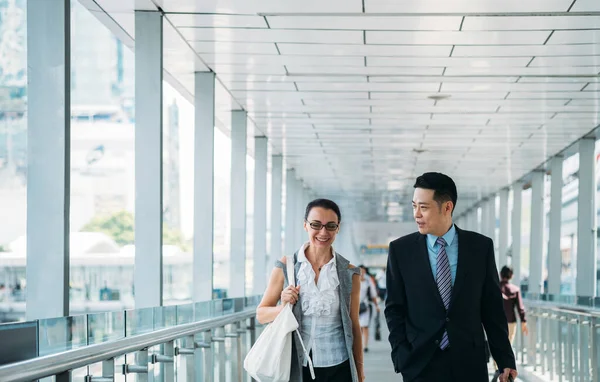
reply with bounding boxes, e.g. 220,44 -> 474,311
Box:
306,220 -> 339,231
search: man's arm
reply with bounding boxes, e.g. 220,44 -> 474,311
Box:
481,237 -> 516,371
384,241 -> 411,372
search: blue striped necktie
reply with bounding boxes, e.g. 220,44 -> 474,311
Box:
436,237 -> 451,350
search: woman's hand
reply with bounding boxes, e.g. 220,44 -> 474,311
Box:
280,285 -> 300,305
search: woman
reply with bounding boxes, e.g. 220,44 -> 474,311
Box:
257,198 -> 365,382
499,265 -> 528,343
359,265 -> 379,353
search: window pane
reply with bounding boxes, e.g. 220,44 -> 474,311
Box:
69,1 -> 135,313
162,81 -> 194,305
0,0 -> 27,322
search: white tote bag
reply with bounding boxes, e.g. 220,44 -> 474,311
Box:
244,255 -> 315,382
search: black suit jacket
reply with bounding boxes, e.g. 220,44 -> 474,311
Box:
384,226 -> 516,382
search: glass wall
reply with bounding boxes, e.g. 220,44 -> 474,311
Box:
246,155 -> 254,296
69,0 -> 135,312
213,127 -> 231,296
162,81 -> 194,305
0,0 -> 27,320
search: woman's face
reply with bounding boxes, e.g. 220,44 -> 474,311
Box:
304,207 -> 340,250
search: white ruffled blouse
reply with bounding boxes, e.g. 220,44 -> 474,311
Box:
296,243 -> 348,367
297,243 -> 340,316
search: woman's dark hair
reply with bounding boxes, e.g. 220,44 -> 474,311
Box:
500,265 -> 513,280
304,198 -> 342,223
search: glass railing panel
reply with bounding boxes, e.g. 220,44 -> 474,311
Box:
194,300 -> 213,321
125,306 -> 154,336
38,315 -> 87,356
87,310 -> 125,345
212,299 -> 224,316
176,303 -> 194,325
153,305 -> 177,330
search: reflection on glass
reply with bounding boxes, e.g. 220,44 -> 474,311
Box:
38,315 -> 87,356
176,303 -> 194,325
154,305 -> 177,330
212,299 -> 224,316
87,311 -> 125,345
125,307 -> 153,336
194,301 -> 213,321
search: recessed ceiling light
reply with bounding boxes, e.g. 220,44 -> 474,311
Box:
427,94 -> 451,101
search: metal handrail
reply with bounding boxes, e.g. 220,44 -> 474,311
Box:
524,298 -> 600,318
0,309 -> 256,382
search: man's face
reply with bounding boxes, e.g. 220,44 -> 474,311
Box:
412,188 -> 452,236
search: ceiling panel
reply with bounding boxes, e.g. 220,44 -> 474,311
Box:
193,41 -> 278,54
166,14 -> 267,28
548,30 -> 600,45
201,54 -> 365,66
452,44 -> 600,57
364,0 -> 573,12
226,82 -> 297,91
180,28 -> 363,44
441,82 -> 586,92
517,77 -> 597,84
209,64 -> 287,74
508,92 -> 600,99
583,83 -> 600,91
570,0 -> 600,11
445,66 -> 600,76
286,66 -> 445,76
277,43 -> 453,57
266,15 -> 462,30
158,0 -> 363,13
530,56 -> 600,67
296,82 -> 441,92
461,16 -> 600,31
231,91 -> 371,100
218,74 -> 369,83
371,92 -> 509,99
367,30 -> 550,45
367,57 -> 531,67
368,76 -> 520,83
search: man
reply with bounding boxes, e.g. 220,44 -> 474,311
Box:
384,172 -> 517,382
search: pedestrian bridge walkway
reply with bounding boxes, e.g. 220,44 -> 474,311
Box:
0,295 -> 596,381
362,307 -> 527,382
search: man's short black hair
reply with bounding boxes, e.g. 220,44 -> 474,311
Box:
500,266 -> 513,280
414,172 -> 458,214
305,198 -> 342,223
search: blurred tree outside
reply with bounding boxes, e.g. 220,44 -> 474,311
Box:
82,210 -> 190,251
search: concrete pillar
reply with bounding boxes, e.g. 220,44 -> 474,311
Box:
270,155 -> 283,264
26,0 -> 71,320
548,156 -> 564,296
512,182 -> 523,285
529,171 -> 545,294
576,138 -> 597,297
134,10 -> 163,309
193,72 -> 216,302
499,188 -> 510,268
284,169 -> 297,256
229,110 -> 247,298
252,137 -> 268,295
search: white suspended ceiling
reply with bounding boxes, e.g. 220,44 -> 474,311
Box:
88,0 -> 600,220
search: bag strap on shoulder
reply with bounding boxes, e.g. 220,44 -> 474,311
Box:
286,253 -> 295,287
285,253 -> 315,380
